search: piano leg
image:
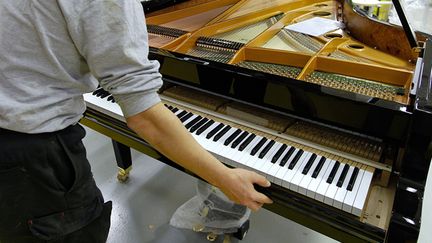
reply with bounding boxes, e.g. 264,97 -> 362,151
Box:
112,140 -> 132,182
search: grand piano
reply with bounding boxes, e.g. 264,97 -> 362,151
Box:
81,0 -> 432,242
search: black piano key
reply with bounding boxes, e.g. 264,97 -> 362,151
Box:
250,137 -> 267,156
347,167 -> 360,191
288,149 -> 304,169
190,117 -> 209,133
206,123 -> 225,139
196,120 -> 215,135
271,144 -> 287,163
92,88 -> 102,95
107,95 -> 115,102
311,156 -> 327,178
302,153 -> 317,175
180,113 -> 193,123
279,147 -> 296,167
213,125 -> 231,142
93,88 -> 105,97
336,164 -> 350,187
231,131 -> 249,148
258,140 -> 275,159
100,92 -> 110,98
171,107 -> 179,113
239,134 -> 256,151
176,110 -> 188,119
185,116 -> 202,129
224,128 -> 242,146
167,105 -> 174,110
164,104 -> 169,108
326,161 -> 340,184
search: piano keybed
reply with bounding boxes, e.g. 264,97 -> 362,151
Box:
84,88 -> 379,217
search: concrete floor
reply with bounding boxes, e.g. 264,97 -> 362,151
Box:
82,127 -> 338,243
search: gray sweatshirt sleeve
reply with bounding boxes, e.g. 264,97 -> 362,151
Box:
59,0 -> 163,117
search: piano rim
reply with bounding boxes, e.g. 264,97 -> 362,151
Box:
81,107 -> 389,243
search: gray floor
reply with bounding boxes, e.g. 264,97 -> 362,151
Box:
82,127 -> 338,243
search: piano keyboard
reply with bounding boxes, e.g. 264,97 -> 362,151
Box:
84,89 -> 374,217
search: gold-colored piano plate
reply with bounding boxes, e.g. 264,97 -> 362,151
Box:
146,0 -> 218,17
146,0 -> 238,26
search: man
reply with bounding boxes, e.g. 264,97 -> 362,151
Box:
0,1 -> 272,242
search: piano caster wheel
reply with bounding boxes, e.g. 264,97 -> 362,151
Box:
232,220 -> 249,240
117,167 -> 131,183
117,173 -> 129,182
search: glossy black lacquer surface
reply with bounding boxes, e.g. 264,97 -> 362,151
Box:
149,48 -> 412,145
387,39 -> 432,243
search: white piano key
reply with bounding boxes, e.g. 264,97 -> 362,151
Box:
181,114 -> 199,126
208,127 -> 238,157
306,158 -> 332,198
253,143 -> 281,176
298,155 -> 321,195
235,136 -> 263,169
226,133 -> 253,168
282,151 -> 310,189
314,160 -> 337,202
324,162 -> 345,206
193,122 -> 221,148
289,152 -> 313,192
343,168 -> 365,214
266,161 -> 282,182
83,93 -> 123,120
333,165 -> 355,209
246,139 -> 271,172
352,168 -> 374,216
258,143 -> 283,175
230,134 -> 257,162
217,129 -> 245,167
273,148 -> 298,186
267,146 -> 292,183
205,127 -> 232,155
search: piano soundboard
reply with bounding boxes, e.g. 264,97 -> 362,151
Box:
84,88 -> 376,217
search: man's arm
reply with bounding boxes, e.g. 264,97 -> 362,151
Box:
126,102 -> 273,211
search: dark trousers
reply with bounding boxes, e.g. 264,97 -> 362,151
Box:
0,124 -> 111,243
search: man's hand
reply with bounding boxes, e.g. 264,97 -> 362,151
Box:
215,168 -> 273,211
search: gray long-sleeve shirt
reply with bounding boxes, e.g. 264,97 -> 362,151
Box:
0,0 -> 163,133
